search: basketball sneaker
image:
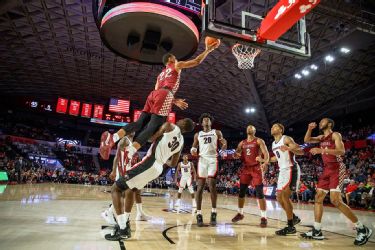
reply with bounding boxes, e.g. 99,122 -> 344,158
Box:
300,227 -> 324,240
260,217 -> 267,228
100,131 -> 115,160
231,213 -> 244,223
210,212 -> 217,226
105,221 -> 131,241
354,226 -> 373,246
135,212 -> 151,221
196,214 -> 204,227
275,226 -> 296,236
293,214 -> 301,226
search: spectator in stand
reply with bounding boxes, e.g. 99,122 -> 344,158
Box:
346,180 -> 358,205
300,182 -> 312,202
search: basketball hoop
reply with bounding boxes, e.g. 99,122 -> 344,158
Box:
232,44 -> 261,69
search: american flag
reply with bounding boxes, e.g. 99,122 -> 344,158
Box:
109,98 -> 130,113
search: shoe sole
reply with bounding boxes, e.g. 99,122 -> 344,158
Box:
232,217 -> 244,223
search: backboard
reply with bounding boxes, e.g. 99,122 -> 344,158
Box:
202,0 -> 319,59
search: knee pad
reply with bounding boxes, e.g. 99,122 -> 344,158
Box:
188,186 -> 194,194
255,185 -> 264,199
239,184 -> 248,198
178,187 -> 183,193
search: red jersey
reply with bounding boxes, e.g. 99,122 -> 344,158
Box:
320,133 -> 342,164
241,138 -> 259,167
157,63 -> 180,94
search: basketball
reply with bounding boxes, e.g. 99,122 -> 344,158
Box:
205,36 -> 220,47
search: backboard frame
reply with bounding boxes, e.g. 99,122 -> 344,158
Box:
201,0 -> 311,59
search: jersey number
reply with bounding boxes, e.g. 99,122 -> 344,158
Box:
275,151 -> 280,159
203,137 -> 212,144
159,68 -> 172,81
168,136 -> 180,151
183,167 -> 188,172
246,148 -> 251,156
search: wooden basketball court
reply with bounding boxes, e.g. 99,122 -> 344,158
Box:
0,184 -> 374,250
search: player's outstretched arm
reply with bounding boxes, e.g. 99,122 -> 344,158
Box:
304,122 -> 323,143
258,139 -> 270,164
233,141 -> 243,159
175,43 -> 218,70
216,130 -> 227,151
284,136 -> 304,155
190,133 -> 199,156
166,147 -> 183,167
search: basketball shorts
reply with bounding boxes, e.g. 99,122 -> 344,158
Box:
277,164 -> 300,192
197,157 -> 218,178
179,177 -> 192,188
116,150 -> 163,191
317,162 -> 346,192
143,88 -> 174,116
240,164 -> 263,186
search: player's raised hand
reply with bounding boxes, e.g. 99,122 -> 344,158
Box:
173,98 -> 188,110
308,122 -> 317,130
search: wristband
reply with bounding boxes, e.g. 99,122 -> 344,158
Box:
190,147 -> 197,154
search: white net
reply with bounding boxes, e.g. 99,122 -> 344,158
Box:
232,44 -> 261,69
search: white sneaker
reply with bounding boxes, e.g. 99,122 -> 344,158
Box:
101,207 -> 117,225
135,212 -> 151,221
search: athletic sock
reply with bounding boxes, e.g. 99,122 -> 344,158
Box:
314,222 -> 322,231
260,210 -> 267,218
238,208 -> 244,215
136,203 -> 143,214
212,208 -> 217,213
117,213 -> 130,229
355,221 -> 364,229
113,133 -> 120,143
197,210 -> 202,215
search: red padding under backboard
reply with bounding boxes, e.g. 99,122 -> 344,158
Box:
258,0 -> 320,41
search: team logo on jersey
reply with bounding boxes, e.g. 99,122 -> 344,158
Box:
168,136 -> 180,151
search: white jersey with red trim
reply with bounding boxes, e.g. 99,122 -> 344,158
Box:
155,125 -> 184,164
272,135 -> 297,170
180,162 -> 193,179
198,129 -> 218,158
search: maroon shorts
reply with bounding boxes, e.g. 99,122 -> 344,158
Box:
143,88 -> 174,116
317,162 -> 346,192
239,164 -> 263,186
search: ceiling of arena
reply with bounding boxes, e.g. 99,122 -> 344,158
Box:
0,0 -> 374,131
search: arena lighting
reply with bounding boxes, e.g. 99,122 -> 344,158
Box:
340,47 -> 350,54
310,64 -> 318,70
301,69 -> 310,76
325,55 -> 335,62
250,107 -> 256,113
294,73 -> 302,79
245,108 -> 250,113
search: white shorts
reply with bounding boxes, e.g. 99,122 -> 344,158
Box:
197,157 -> 218,178
179,177 -> 192,188
277,164 -> 300,192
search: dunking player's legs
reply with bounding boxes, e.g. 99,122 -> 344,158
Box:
116,112 -> 152,139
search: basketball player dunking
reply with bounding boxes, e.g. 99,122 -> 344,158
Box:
231,125 -> 269,227
269,123 -> 303,235
105,118 -> 195,241
301,118 -> 372,245
191,113 -> 227,227
99,42 -> 220,162
101,134 -> 151,226
174,154 -> 197,209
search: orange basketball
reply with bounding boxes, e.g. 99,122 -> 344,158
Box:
205,36 -> 220,47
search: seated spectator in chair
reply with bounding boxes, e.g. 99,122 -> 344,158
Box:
361,181 -> 374,208
346,180 -> 358,205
